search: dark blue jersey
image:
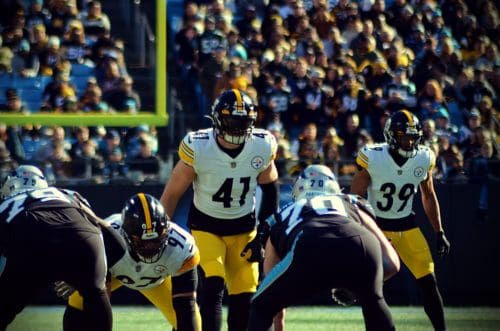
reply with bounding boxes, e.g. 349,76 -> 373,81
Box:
0,188 -> 92,225
268,194 -> 376,258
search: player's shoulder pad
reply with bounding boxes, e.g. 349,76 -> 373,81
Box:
252,128 -> 277,145
417,144 -> 436,168
104,213 -> 123,230
169,221 -> 192,238
100,214 -> 127,264
346,194 -> 377,220
253,128 -> 278,159
179,130 -> 210,166
273,200 -> 297,223
60,189 -> 92,209
356,143 -> 386,168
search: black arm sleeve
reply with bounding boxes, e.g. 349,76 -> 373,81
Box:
258,181 -> 279,222
257,181 -> 279,243
172,268 -> 200,331
99,225 -> 127,267
171,268 -> 198,295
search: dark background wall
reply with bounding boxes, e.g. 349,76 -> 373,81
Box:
32,180 -> 500,306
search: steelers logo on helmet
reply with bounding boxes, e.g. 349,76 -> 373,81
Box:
121,193 -> 170,263
211,89 -> 257,145
292,164 -> 341,201
384,110 -> 422,158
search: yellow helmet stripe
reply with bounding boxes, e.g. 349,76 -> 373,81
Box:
232,89 -> 243,112
402,110 -> 413,126
138,193 -> 153,233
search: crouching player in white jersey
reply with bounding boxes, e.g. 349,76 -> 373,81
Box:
59,193 -> 201,331
161,89 -> 280,331
351,110 -> 451,331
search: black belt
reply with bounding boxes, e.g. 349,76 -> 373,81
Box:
376,213 -> 417,231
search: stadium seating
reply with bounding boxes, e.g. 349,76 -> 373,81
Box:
71,63 -> 95,77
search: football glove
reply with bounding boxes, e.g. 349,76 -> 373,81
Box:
436,231 -> 450,258
331,288 -> 357,306
240,236 -> 264,263
54,281 -> 76,300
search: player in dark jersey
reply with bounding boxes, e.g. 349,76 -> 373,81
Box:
0,165 -> 112,331
248,165 -> 400,331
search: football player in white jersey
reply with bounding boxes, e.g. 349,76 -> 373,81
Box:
351,110 -> 451,331
61,193 -> 201,331
160,89 -> 280,331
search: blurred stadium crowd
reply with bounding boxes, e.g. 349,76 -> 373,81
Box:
171,0 -> 499,184
0,0 -> 499,187
0,0 -> 159,183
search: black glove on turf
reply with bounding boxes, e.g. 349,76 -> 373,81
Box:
332,288 -> 357,306
436,231 -> 451,258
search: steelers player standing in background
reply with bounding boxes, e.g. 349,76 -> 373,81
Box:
351,110 -> 451,331
160,89 -> 280,331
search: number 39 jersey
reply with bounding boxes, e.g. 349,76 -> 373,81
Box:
178,128 -> 277,219
356,143 -> 435,220
104,214 -> 199,290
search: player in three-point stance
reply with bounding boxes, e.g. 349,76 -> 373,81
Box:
0,165 -> 112,331
60,193 -> 201,331
248,164 -> 400,331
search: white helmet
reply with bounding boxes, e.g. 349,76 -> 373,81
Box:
0,165 -> 49,200
292,164 -> 341,201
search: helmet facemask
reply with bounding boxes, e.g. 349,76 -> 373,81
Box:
216,115 -> 256,145
125,226 -> 168,263
384,111 -> 422,158
394,132 -> 421,158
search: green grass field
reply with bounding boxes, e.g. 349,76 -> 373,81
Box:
8,306 -> 500,331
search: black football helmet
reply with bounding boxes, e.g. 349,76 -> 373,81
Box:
211,89 -> 257,145
384,110 -> 422,158
121,193 -> 169,263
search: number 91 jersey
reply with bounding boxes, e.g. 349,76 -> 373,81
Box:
356,143 -> 435,219
178,128 -> 277,219
105,214 -> 199,290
